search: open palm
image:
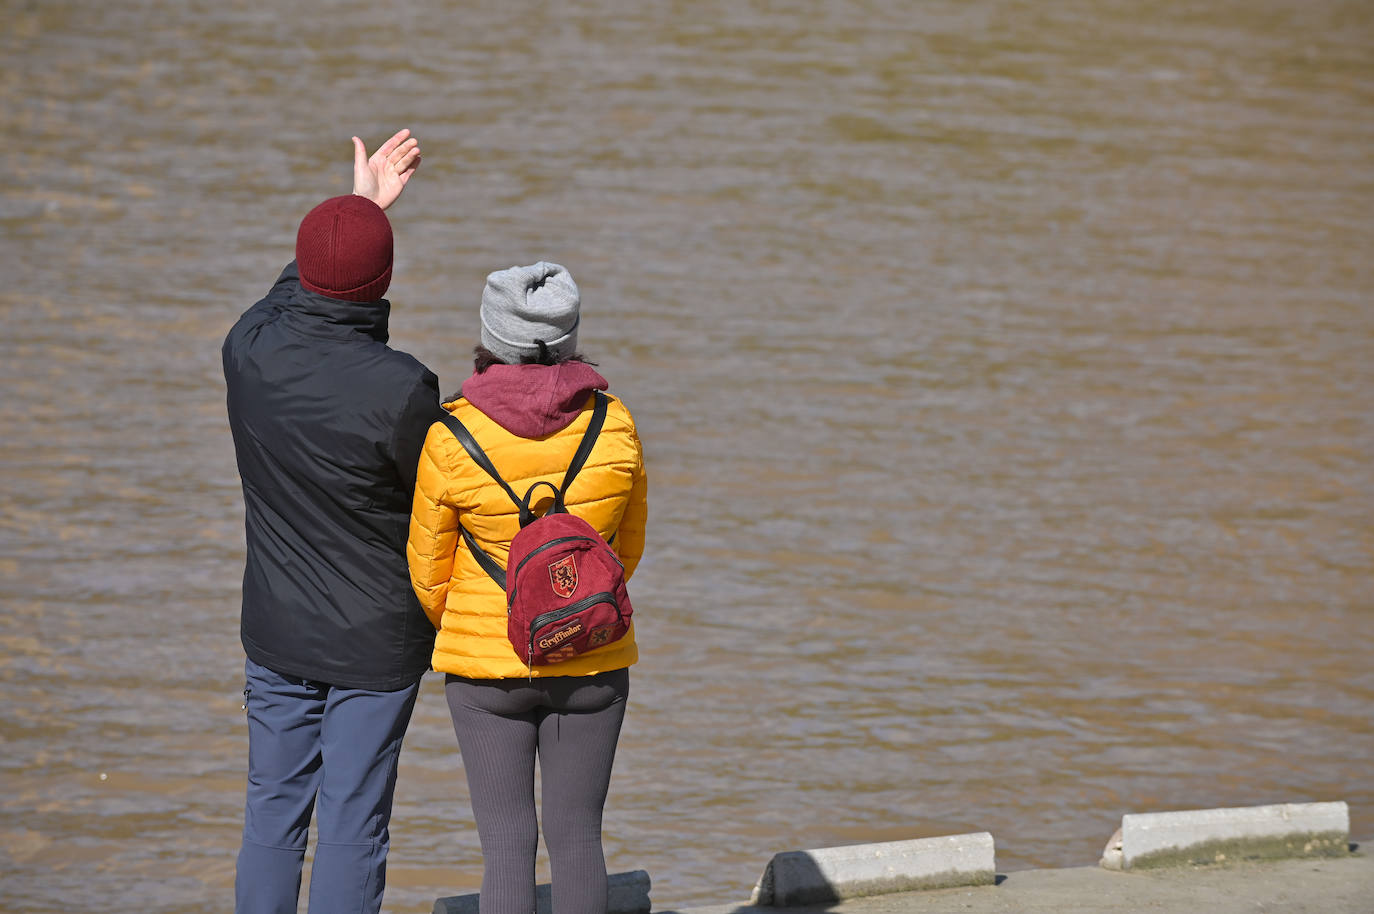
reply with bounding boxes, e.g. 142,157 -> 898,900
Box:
352,129 -> 421,211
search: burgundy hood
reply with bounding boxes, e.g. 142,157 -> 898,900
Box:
457,361 -> 609,438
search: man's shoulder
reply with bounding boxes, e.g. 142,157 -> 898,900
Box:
346,346 -> 440,428
368,343 -> 438,390
224,298 -> 278,344
224,265 -> 300,346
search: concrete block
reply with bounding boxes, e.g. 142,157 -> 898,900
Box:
748,833 -> 996,907
1109,801 -> 1350,870
432,869 -> 650,914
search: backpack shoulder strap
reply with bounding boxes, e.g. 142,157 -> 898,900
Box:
553,390 -> 608,512
437,411 -> 514,590
438,412 -> 523,510
434,391 -> 608,589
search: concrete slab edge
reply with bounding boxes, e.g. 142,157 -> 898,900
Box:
749,832 -> 996,907
667,850 -> 1373,914
1103,801 -> 1351,870
432,869 -> 651,914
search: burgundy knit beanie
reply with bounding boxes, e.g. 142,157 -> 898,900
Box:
295,195 -> 394,302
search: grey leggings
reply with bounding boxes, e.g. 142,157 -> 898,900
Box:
445,669 -> 629,914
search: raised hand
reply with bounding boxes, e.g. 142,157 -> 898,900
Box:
352,129 -> 422,212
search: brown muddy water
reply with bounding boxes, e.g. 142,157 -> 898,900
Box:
1,1 -> 1372,911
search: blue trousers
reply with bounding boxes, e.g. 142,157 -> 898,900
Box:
235,658 -> 420,914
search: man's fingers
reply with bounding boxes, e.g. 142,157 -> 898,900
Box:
392,144 -> 421,170
386,138 -> 419,163
352,136 -> 368,171
375,127 -> 411,159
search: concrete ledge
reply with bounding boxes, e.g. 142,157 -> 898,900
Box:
1099,802 -> 1350,870
432,869 -> 651,914
668,852 -> 1374,914
748,833 -> 996,907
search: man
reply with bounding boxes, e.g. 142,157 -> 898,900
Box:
222,129 -> 440,914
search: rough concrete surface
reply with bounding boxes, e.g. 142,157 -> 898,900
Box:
663,850 -> 1373,914
752,834 -> 996,906
1120,801 -> 1350,870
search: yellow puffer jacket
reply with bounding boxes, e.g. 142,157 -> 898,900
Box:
408,390 -> 646,679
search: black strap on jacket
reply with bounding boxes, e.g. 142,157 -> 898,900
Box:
438,390 -> 608,591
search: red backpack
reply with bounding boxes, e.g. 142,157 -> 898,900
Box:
440,391 -> 632,667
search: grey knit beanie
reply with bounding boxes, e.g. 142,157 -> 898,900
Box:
480,261 -> 581,363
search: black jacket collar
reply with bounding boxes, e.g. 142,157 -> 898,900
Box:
286,284 -> 392,344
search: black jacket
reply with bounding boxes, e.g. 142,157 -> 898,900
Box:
223,262 -> 442,690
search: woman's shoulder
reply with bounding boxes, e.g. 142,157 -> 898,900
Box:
600,389 -> 639,428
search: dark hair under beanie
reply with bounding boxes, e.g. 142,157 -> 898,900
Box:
295,195 -> 394,303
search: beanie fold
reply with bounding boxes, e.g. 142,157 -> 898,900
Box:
301,264 -> 394,303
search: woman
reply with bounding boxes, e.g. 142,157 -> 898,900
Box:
408,261 -> 646,914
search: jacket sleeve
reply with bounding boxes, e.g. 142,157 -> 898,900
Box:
408,423 -> 460,630
615,424 -> 648,580
392,369 -> 444,497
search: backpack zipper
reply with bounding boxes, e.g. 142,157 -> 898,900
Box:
528,591 -> 622,636
526,590 -> 624,669
513,535 -> 596,575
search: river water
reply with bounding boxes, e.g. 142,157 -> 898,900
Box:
1,1 -> 1371,911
